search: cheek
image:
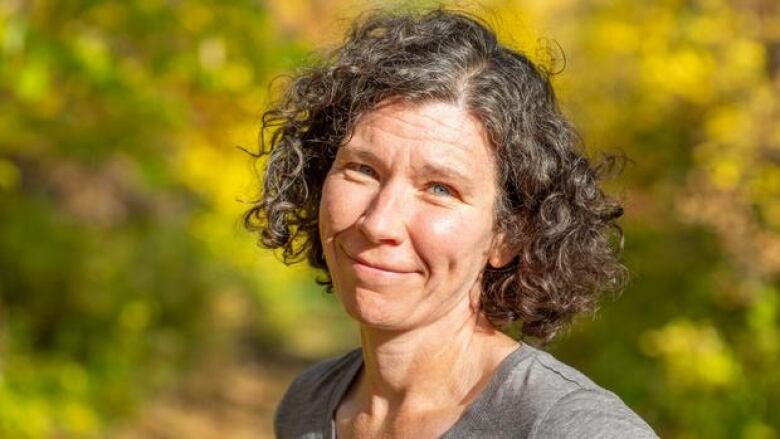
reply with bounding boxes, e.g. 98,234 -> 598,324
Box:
319,177 -> 369,237
414,209 -> 494,267
427,212 -> 462,237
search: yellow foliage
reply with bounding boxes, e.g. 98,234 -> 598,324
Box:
87,2 -> 124,29
198,37 -> 226,71
181,3 -> 213,33
175,126 -> 331,355
73,31 -> 112,79
743,421 -> 778,439
709,156 -> 743,190
640,319 -> 740,390
16,57 -> 49,103
641,48 -> 715,104
0,158 -> 20,190
747,286 -> 779,356
704,105 -> 750,147
58,363 -> 88,395
592,19 -> 639,54
61,401 -> 100,436
1,14 -> 26,55
478,1 -> 545,58
221,62 -> 254,91
717,39 -> 765,88
751,168 -> 780,217
0,392 -> 52,438
119,301 -> 151,332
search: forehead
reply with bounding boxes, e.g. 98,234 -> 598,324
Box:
347,100 -> 495,165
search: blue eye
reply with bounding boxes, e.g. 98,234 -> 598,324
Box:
429,183 -> 454,197
346,163 -> 378,178
357,164 -> 375,175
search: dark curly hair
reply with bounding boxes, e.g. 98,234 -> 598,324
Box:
243,8 -> 627,343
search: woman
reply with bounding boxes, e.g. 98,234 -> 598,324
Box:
245,8 -> 658,439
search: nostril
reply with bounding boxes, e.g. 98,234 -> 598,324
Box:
357,210 -> 404,246
355,186 -> 407,245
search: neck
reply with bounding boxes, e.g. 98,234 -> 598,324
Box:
355,296 -> 519,414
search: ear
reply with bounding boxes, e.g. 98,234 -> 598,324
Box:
488,232 -> 517,269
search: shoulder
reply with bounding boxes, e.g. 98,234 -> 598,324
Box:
533,387 -> 658,438
274,348 -> 362,438
475,344 -> 658,438
526,347 -> 657,438
278,347 -> 362,409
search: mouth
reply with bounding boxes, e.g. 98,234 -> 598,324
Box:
341,247 -> 415,276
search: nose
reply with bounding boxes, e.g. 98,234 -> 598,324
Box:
356,179 -> 408,245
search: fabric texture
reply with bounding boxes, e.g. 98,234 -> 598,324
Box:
274,343 -> 658,438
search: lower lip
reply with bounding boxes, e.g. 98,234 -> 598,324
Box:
352,260 -> 407,277
344,253 -> 411,279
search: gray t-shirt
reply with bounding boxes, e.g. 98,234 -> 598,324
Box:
274,343 -> 658,438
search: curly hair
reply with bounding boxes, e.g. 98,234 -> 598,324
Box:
243,8 -> 627,343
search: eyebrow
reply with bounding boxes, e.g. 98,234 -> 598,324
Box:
340,147 -> 381,164
418,162 -> 473,185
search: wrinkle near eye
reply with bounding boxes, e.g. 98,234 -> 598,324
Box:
427,183 -> 456,198
349,163 -> 379,179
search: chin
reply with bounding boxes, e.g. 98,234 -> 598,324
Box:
336,285 -> 415,331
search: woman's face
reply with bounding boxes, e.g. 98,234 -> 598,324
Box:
319,100 -> 508,331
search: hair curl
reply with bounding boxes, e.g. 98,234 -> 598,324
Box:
243,8 -> 627,343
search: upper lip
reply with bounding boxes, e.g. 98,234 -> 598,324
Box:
343,248 -> 415,273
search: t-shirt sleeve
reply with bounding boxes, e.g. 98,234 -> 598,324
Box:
272,348 -> 362,439
534,388 -> 659,439
273,372 -> 304,439
273,367 -> 330,439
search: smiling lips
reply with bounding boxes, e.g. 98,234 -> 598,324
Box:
342,248 -> 417,275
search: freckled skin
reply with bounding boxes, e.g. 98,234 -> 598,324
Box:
318,100 -> 505,332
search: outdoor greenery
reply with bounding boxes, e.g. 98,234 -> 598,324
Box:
1,0 -> 778,437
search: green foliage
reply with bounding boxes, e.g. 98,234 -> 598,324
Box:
507,1 -> 780,437
0,1 -> 344,437
0,0 -> 778,438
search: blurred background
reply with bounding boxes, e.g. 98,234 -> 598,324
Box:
1,0 -> 778,437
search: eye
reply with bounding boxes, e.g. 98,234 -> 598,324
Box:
427,183 -> 456,197
345,162 -> 379,179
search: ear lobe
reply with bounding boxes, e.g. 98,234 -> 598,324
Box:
488,233 -> 517,269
